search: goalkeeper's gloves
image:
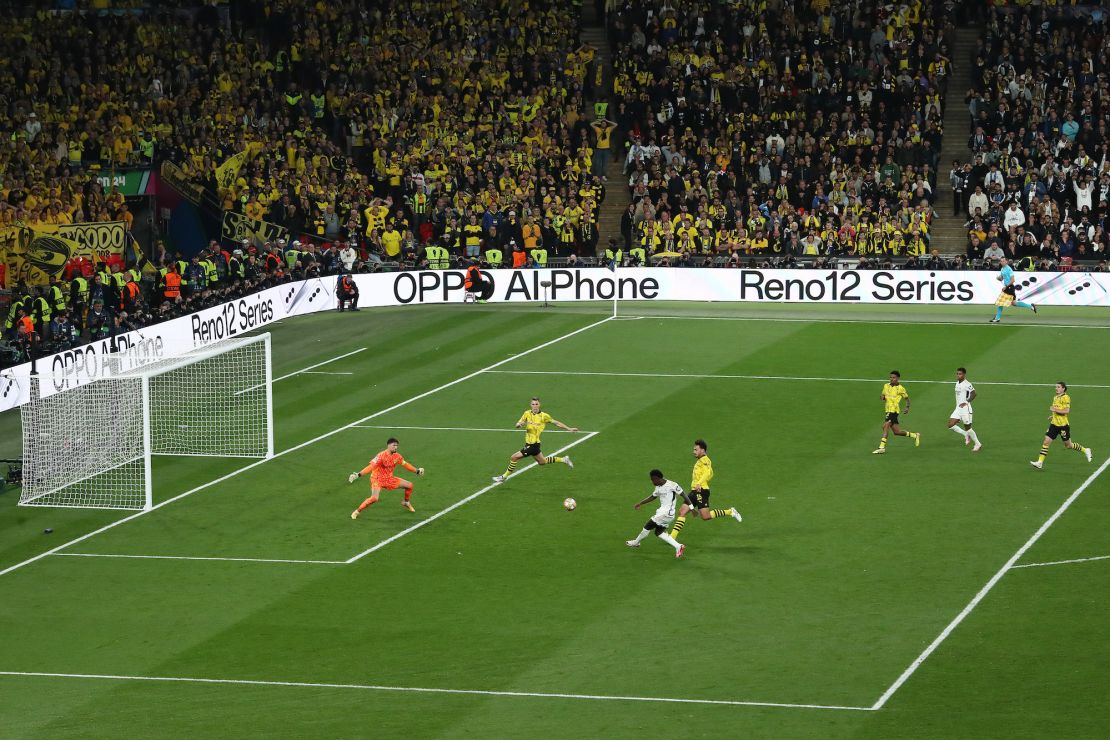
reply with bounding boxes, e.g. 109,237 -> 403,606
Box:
348,472 -> 359,483
416,467 -> 425,477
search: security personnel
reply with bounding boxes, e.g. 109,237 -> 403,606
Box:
69,272 -> 90,329
285,240 -> 303,270
464,260 -> 494,302
163,264 -> 182,303
32,286 -> 53,335
120,275 -> 141,312
198,251 -> 217,288
4,288 -> 30,339
109,266 -> 127,308
336,273 -> 360,311
48,277 -> 67,314
228,249 -> 245,283
604,238 -> 623,265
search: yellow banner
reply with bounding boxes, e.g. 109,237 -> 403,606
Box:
1,221 -> 127,287
215,142 -> 263,194
160,160 -> 205,205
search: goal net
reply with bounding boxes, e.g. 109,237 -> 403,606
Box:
17,334 -> 273,510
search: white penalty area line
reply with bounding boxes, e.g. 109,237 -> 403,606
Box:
486,369 -> 1110,391
344,432 -> 599,564
871,455 -> 1110,711
53,553 -> 344,565
0,316 -> 614,579
621,314 -> 1110,330
0,671 -> 872,711
235,347 -> 367,396
1011,554 -> 1110,570
350,424 -> 597,434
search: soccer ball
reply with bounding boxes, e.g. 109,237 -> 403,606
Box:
563,497 -> 577,511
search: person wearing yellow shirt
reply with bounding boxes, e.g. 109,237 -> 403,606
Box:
874,371 -> 920,454
1030,382 -> 1093,469
380,226 -> 403,259
492,397 -> 578,484
668,439 -> 742,544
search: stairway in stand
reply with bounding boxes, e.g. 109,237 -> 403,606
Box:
931,24 -> 980,254
580,2 -> 630,259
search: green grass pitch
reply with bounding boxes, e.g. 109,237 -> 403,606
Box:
2,301 -> 1110,738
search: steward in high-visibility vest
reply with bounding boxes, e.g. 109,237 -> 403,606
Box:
163,266 -> 182,301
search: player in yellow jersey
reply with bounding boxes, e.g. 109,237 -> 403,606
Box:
873,370 -> 921,454
492,397 -> 578,483
1030,382 -> 1093,469
668,439 -> 742,542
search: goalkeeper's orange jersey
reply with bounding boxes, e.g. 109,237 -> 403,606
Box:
367,450 -> 406,478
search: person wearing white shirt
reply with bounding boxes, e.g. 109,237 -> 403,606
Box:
1003,202 -> 1026,231
24,113 -> 41,143
968,186 -> 989,217
1074,177 -> 1094,211
948,367 -> 982,451
338,242 -> 357,271
626,470 -> 689,558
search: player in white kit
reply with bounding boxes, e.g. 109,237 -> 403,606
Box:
626,470 -> 689,558
947,367 -> 982,451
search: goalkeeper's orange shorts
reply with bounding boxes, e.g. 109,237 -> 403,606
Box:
371,475 -> 402,490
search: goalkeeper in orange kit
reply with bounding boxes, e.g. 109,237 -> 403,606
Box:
348,437 -> 425,518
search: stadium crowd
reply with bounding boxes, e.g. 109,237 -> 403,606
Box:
952,2 -> 1110,268
607,0 -> 953,262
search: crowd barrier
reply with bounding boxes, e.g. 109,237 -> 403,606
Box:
3,267 -> 1108,411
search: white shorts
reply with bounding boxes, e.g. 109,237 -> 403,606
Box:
949,406 -> 973,425
651,512 -> 676,529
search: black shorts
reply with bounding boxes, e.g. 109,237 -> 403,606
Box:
519,442 -> 542,457
884,412 -> 900,424
688,488 -> 710,510
1045,424 -> 1071,441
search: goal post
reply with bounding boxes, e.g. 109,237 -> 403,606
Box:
16,333 -> 273,511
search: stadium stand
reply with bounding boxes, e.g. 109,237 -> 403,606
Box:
954,2 -> 1110,268
607,0 -> 955,263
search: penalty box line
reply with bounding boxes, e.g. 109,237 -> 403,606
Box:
871,455 -> 1110,711
344,432 -> 600,564
0,316 -> 614,579
0,670 -> 874,712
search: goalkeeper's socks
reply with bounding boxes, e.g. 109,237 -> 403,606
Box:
549,456 -> 564,464
404,488 -> 413,501
669,516 -> 686,540
357,496 -> 378,512
502,460 -> 518,478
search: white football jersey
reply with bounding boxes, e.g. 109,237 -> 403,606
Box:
652,480 -> 685,520
955,379 -> 975,406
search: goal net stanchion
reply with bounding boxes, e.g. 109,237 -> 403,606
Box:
17,333 -> 273,511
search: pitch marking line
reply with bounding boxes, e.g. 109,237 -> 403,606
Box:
621,314 -> 1110,330
1011,554 -> 1110,570
351,425 -> 596,434
345,432 -> 599,564
871,455 -> 1110,711
235,347 -> 367,396
0,671 -> 873,711
53,553 -> 344,565
487,369 -> 1110,390
0,316 -> 614,579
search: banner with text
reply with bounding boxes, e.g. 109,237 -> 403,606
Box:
221,211 -> 290,249
3,268 -> 1108,411
1,220 -> 127,287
